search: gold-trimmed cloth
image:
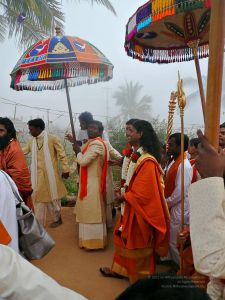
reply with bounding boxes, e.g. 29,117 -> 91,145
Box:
78,223 -> 107,250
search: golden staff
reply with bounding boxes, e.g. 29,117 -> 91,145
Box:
205,1 -> 225,148
166,91 -> 177,145
177,71 -> 186,275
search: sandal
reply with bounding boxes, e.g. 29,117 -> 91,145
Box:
99,267 -> 124,279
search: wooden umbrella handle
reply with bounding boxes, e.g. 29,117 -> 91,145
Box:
205,0 -> 225,148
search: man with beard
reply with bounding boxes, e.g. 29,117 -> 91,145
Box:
0,117 -> 33,209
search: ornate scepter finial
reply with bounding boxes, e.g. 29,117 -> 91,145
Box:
177,71 -> 186,115
166,91 -> 177,144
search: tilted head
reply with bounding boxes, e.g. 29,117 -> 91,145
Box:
0,117 -> 17,150
79,111 -> 94,130
87,120 -> 104,139
188,138 -> 200,158
27,118 -> 45,137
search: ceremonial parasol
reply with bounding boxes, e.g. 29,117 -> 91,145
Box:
10,28 -> 114,140
125,0 -> 212,122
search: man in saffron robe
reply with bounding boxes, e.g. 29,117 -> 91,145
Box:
100,120 -> 170,283
23,118 -> 70,227
164,133 -> 192,266
0,117 -> 33,210
73,120 -> 108,250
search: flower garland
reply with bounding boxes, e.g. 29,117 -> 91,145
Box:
117,146 -> 144,235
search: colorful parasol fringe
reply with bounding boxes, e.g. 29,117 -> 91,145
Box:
125,0 -> 212,64
10,35 -> 113,91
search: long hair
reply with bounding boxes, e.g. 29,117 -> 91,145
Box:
0,117 -> 16,139
133,120 -> 161,163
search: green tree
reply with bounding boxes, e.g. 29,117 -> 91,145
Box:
0,0 -> 115,48
113,81 -> 152,122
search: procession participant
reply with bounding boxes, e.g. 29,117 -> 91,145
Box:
73,120 -> 108,250
190,129 -> 225,300
163,133 -> 192,266
219,122 -> 225,149
100,120 -> 170,283
0,117 -> 33,210
76,111 -> 94,146
0,170 -> 19,252
188,138 -> 200,183
104,141 -> 122,228
23,118 -> 70,228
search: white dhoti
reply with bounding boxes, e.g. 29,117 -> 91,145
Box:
34,199 -> 61,227
78,223 -> 107,250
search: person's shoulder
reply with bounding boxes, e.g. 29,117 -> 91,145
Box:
89,139 -> 104,146
48,134 -> 61,142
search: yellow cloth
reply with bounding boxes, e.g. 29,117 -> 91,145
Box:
75,139 -> 106,224
23,134 -> 69,203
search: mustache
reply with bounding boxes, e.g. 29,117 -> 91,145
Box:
0,136 -> 11,150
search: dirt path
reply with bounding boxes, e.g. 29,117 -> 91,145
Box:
32,208 -> 129,300
32,207 -> 168,300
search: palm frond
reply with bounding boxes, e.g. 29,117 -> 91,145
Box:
0,14 -> 7,41
0,0 -> 64,48
76,0 -> 116,15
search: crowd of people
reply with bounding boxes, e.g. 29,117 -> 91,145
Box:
0,113 -> 225,300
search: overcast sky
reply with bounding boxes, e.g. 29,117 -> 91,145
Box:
0,0 -> 223,131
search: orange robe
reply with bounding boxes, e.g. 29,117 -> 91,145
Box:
0,139 -> 33,210
0,221 -> 11,245
112,154 -> 170,283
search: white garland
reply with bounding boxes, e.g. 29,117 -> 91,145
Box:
119,147 -> 144,232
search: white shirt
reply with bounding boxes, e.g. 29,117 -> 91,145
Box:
165,158 -> 193,224
0,244 -> 87,300
0,171 -> 19,252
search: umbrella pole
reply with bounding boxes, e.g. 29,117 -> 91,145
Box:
205,0 -> 225,147
64,78 -> 77,141
177,72 -> 186,275
187,40 -> 206,124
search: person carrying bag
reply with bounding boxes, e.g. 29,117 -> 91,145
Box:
1,170 -> 55,260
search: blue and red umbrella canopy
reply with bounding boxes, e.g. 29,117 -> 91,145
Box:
10,33 -> 113,91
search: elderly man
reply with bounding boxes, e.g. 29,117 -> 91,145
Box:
190,130 -> 225,300
0,117 -> 33,210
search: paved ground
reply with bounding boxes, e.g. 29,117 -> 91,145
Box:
32,207 -> 168,300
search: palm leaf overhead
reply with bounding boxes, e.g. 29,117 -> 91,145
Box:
80,0 -> 116,15
0,0 -> 64,48
0,0 -> 116,48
